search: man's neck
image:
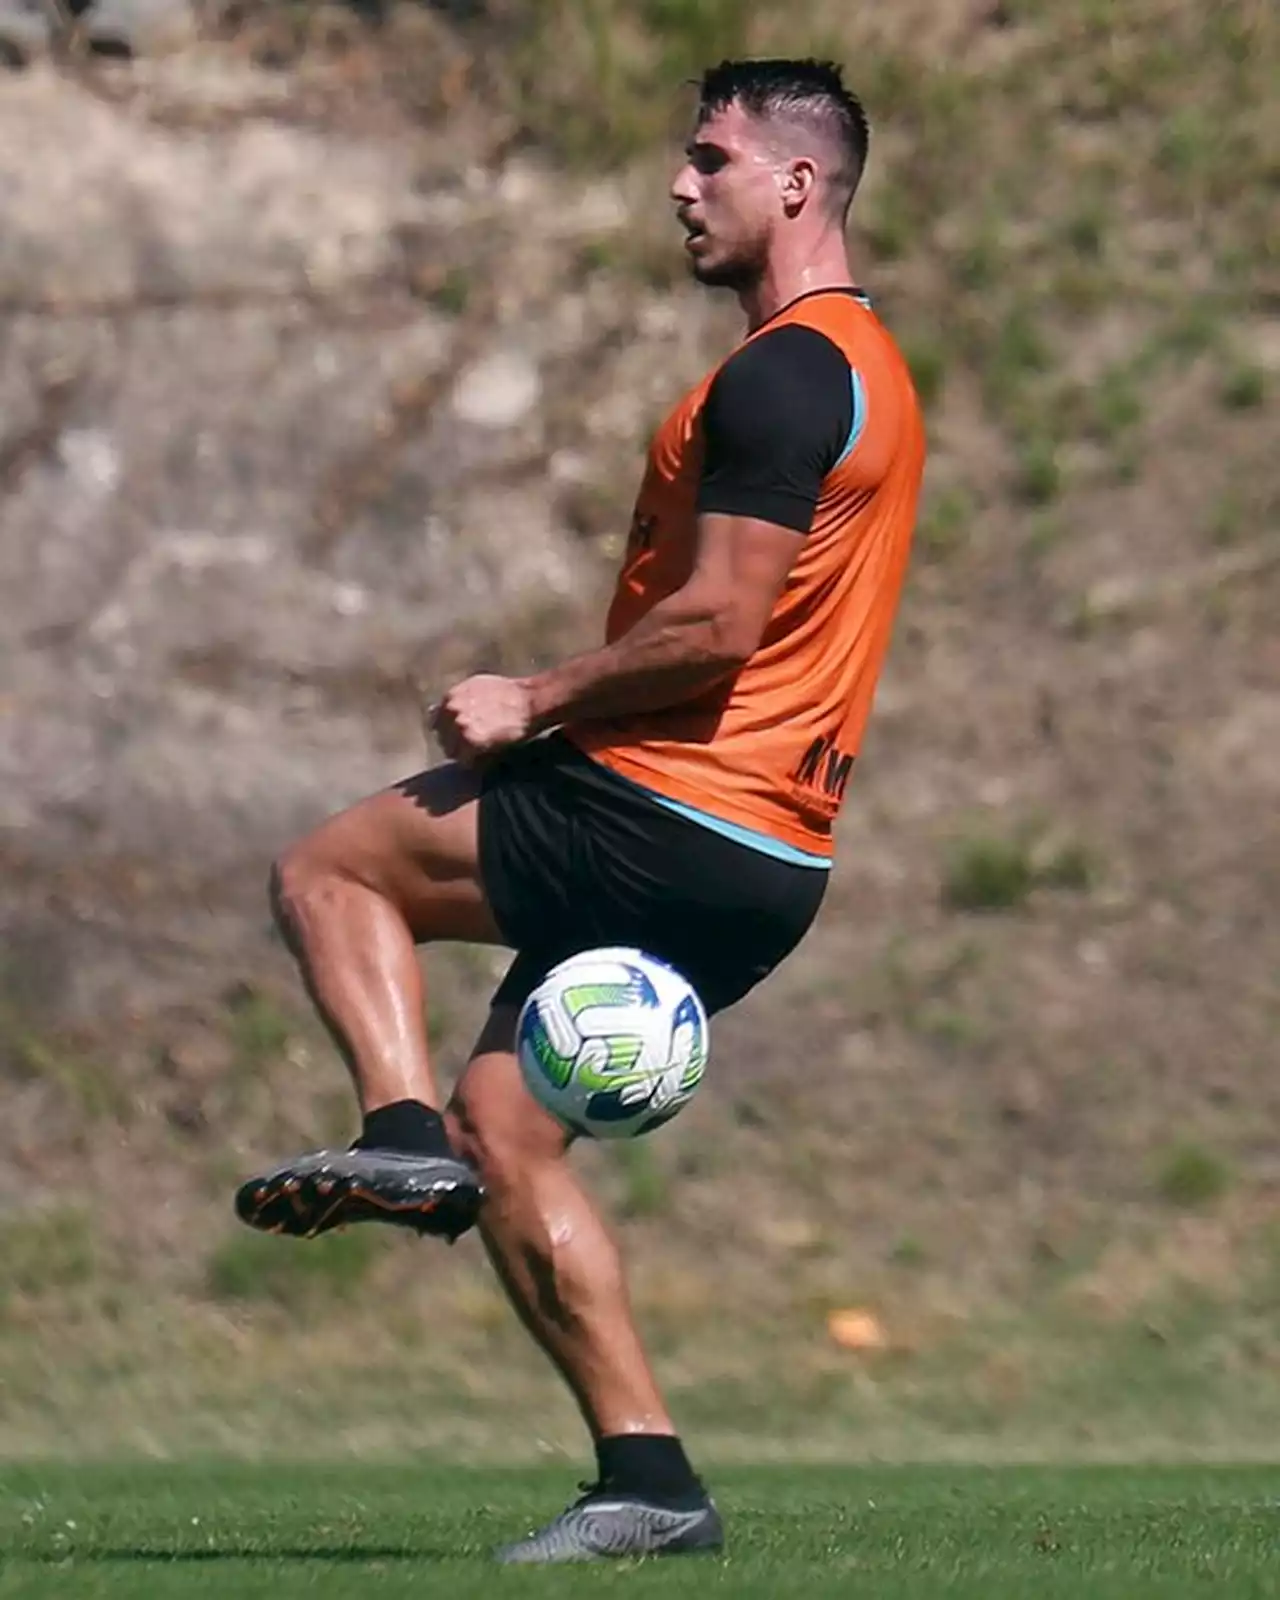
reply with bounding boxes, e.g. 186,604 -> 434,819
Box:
739,239 -> 857,332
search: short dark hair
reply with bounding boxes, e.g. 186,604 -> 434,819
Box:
697,58 -> 870,217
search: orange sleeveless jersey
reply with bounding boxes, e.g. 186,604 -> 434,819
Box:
566,290 -> 925,858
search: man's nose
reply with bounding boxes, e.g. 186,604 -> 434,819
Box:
669,164 -> 698,206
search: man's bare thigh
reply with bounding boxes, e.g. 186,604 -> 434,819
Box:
284,761 -> 505,946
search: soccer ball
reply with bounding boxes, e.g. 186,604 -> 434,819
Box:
516,947 -> 709,1139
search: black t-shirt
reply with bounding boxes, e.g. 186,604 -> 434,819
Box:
695,321 -> 857,534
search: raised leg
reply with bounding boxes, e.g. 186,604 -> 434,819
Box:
235,764 -> 504,1241
268,764 -> 502,1112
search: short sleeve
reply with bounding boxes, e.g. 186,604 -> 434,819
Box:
696,324 -> 857,533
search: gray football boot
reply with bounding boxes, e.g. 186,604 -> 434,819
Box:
496,1482 -> 724,1565
234,1146 -> 482,1241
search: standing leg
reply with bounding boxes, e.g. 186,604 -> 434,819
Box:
449,1006 -> 674,1438
446,1006 -> 724,1565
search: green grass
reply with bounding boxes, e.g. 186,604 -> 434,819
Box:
0,1464 -> 1278,1597
1154,1143 -> 1233,1209
916,486 -> 974,562
0,1000 -> 130,1123
204,1227 -> 386,1309
0,1209 -> 95,1306
941,829 -> 1099,912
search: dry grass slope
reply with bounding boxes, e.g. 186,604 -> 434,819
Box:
0,0 -> 1277,1458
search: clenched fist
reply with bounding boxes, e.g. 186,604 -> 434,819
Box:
428,674 -> 535,766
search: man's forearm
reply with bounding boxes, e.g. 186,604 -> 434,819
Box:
522,592 -> 747,730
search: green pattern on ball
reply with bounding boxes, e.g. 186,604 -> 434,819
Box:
561,982 -> 636,1020
526,1013 -> 575,1090
607,1036 -> 645,1073
679,1053 -> 706,1094
573,1037 -> 647,1094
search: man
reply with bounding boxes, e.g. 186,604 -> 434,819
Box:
235,57 -> 925,1563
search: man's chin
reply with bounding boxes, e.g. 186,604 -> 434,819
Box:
690,256 -> 757,292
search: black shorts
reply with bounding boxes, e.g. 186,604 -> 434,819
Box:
477,734 -> 827,1016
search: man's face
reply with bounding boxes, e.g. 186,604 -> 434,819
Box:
670,101 -> 783,291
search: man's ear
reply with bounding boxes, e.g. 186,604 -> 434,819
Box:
780,157 -> 819,216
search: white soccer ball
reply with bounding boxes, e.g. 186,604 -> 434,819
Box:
516,947 -> 709,1139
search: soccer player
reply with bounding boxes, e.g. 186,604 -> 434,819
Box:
235,57 -> 925,1562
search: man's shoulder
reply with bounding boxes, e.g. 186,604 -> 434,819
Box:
782,290 -> 899,357
708,321 -> 852,416
783,292 -> 921,423
727,317 -> 850,371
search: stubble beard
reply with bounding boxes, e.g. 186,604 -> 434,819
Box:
689,233 -> 768,294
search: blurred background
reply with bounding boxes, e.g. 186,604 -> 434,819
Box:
0,0 -> 1276,1465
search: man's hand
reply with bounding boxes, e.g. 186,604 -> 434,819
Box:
428,673 -> 535,766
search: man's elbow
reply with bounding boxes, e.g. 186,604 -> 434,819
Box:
703,609 -> 762,670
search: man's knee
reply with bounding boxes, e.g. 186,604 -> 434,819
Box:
447,1048 -> 569,1198
448,1088 -> 526,1197
268,836 -> 345,944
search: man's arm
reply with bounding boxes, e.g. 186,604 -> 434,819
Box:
524,322 -> 855,728
521,512 -> 801,730
430,323 -> 854,764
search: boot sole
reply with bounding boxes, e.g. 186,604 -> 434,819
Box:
235,1164 -> 480,1241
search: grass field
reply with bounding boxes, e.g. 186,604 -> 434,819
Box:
1,1463 -> 1278,1597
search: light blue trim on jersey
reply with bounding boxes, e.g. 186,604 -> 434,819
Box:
836,368 -> 867,466
600,762 -> 833,869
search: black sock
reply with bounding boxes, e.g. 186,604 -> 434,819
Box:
594,1434 -> 704,1507
354,1099 -> 452,1158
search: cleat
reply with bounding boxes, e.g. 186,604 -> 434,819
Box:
234,1147 -> 483,1242
495,1483 -> 724,1565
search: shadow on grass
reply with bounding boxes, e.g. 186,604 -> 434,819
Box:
28,1544 -> 464,1564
